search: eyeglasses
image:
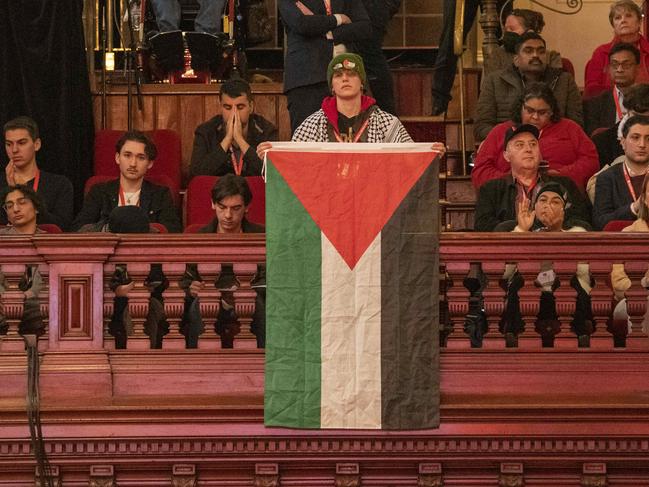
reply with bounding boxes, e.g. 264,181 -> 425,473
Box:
523,104 -> 552,118
2,197 -> 30,211
610,61 -> 637,71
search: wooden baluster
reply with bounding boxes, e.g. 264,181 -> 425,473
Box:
609,263 -> 631,348
439,270 -> 454,348
624,261 -> 648,349
479,0 -> 500,66
481,261 -> 506,348
143,263 -> 170,349
0,266 -> 8,338
553,261 -> 580,349
516,261 -> 542,348
589,261 -> 615,349
214,263 -> 241,348
444,262 -> 470,348
497,262 -> 524,348
534,261 -> 561,348
640,267 -> 649,340
463,262 -> 488,348
569,263 -> 596,348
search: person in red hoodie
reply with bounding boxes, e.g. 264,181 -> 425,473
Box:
471,82 -> 599,192
583,0 -> 649,99
257,53 -> 446,154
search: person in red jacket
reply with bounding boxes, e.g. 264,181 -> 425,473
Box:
472,83 -> 598,192
583,0 -> 649,99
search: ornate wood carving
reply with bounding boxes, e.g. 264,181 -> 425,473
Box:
89,464 -> 115,487
35,465 -> 61,487
254,463 -> 279,487
172,464 -> 197,487
336,463 -> 360,487
418,462 -> 442,487
582,463 -> 607,487
499,462 -> 523,487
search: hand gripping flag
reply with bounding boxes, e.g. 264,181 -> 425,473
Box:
265,143 -> 440,430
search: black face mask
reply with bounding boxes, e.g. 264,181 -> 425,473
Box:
502,31 -> 522,54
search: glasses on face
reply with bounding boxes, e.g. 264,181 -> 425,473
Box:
523,104 -> 552,118
610,61 -> 637,71
2,197 -> 30,211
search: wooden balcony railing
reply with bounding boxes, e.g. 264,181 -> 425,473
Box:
1,233 -> 649,485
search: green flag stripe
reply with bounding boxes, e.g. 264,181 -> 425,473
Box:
265,161 -> 322,428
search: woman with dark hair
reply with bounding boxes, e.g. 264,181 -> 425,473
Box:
584,0 -> 649,98
486,8 -> 562,74
472,82 -> 599,191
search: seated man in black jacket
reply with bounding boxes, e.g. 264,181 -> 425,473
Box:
190,79 -> 278,177
2,116 -> 73,230
593,114 -> 649,229
474,124 -> 591,231
73,130 -> 181,232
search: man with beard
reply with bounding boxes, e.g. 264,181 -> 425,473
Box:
593,114 -> 649,229
474,32 -> 583,141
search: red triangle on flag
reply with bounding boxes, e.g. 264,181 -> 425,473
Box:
270,150 -> 435,269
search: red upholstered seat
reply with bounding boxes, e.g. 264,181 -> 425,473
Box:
184,175 -> 266,229
603,220 -> 635,231
183,223 -> 205,233
93,129 -> 182,197
38,224 -> 63,233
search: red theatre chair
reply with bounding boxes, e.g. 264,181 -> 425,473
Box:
93,129 -> 182,198
184,175 -> 266,230
603,220 -> 635,231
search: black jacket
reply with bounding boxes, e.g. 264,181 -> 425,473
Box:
198,217 -> 265,233
474,173 -> 592,232
190,114 -> 278,177
72,179 -> 181,233
583,90 -> 617,137
279,0 -> 371,92
0,169 -> 73,230
592,162 -> 636,230
592,123 -> 623,168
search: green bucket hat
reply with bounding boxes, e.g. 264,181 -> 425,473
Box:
327,53 -> 367,89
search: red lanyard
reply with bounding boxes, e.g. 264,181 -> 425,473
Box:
323,0 -> 331,15
613,86 -> 624,120
333,118 -> 369,143
118,186 -> 140,206
623,163 -> 641,200
31,169 -> 40,192
230,151 -> 244,175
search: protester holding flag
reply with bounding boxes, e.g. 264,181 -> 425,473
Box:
257,53 -> 447,154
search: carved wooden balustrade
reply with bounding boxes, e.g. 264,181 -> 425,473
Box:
1,233 -> 649,486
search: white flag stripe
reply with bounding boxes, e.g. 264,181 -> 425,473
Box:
320,233 -> 382,429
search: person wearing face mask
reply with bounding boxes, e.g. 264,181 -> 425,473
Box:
485,8 -> 562,75
584,0 -> 649,99
472,83 -> 598,191
474,32 -> 583,142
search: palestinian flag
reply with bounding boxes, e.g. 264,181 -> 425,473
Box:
264,143 -> 439,430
